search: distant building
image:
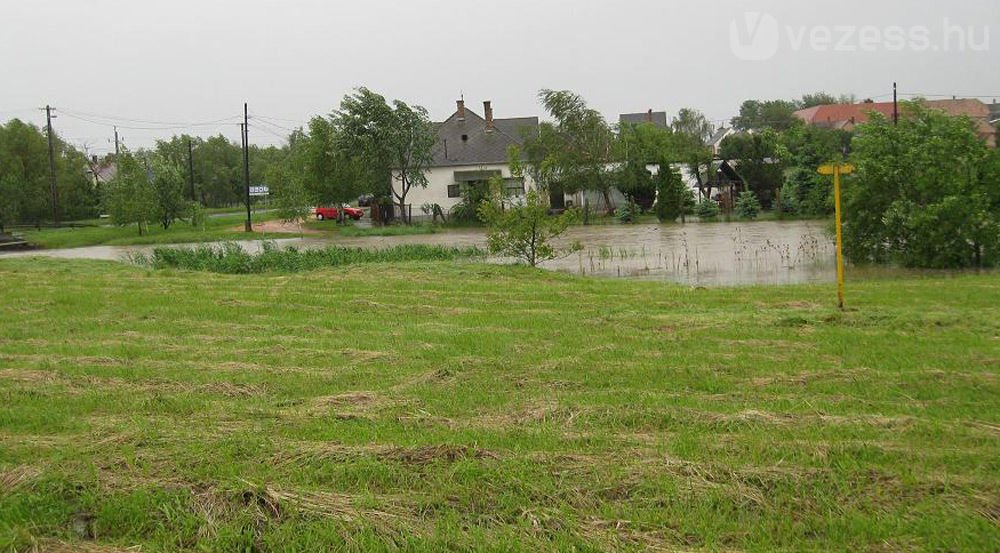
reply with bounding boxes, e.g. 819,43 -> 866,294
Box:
86,155 -> 117,187
392,99 -> 539,220
707,127 -> 735,157
619,109 -> 669,130
793,98 -> 996,147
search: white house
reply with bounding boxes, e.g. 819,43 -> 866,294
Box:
393,99 -> 539,221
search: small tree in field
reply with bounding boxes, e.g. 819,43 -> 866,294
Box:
477,179 -> 579,267
149,155 -> 188,230
104,151 -> 157,235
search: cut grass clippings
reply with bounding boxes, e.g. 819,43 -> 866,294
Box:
0,257 -> 998,551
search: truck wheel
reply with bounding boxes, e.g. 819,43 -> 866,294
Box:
317,213 -> 324,220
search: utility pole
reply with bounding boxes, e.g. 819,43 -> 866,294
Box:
44,105 -> 59,226
114,126 -> 120,157
892,82 -> 899,126
242,102 -> 252,232
187,137 -> 195,202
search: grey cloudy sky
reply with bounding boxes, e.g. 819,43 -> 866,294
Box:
3,0 -> 998,153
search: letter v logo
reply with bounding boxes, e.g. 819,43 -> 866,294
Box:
730,12 -> 780,61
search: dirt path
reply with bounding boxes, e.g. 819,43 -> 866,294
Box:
234,220 -> 321,235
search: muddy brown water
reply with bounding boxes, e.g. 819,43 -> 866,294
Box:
1,221 -> 835,287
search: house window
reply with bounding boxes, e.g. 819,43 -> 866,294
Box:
447,184 -> 461,198
503,178 -> 525,196
461,134 -> 469,142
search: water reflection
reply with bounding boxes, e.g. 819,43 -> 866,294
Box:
2,221 -> 835,287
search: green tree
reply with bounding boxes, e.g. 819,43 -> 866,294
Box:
719,129 -> 785,209
478,180 -> 579,267
334,88 -> 435,223
615,121 -> 686,210
671,108 -> 716,201
267,129 -> 314,225
846,104 -> 1000,268
194,135 -> 242,207
148,154 -> 188,229
780,123 -> 852,216
653,164 -> 691,222
731,99 -> 800,131
613,161 -> 655,214
735,190 -> 762,220
671,108 -> 715,144
523,90 -> 616,208
0,118 -> 98,226
0,119 -> 48,228
800,92 -> 855,109
300,116 -> 361,216
0,173 -> 21,233
104,151 -> 157,235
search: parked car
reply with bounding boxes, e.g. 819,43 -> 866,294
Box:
314,206 -> 364,221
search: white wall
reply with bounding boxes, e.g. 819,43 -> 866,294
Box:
391,164 -> 536,218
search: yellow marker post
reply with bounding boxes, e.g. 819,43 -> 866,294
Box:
818,163 -> 855,309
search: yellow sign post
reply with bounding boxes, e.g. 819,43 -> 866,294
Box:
818,163 -> 855,309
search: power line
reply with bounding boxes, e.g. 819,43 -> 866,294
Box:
251,113 -> 311,126
251,113 -> 306,132
249,122 -> 289,141
58,107 -> 243,128
58,110 -> 241,131
899,92 -> 1000,100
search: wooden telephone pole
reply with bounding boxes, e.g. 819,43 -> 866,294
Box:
44,105 -> 59,226
187,137 -> 195,201
242,102 -> 252,232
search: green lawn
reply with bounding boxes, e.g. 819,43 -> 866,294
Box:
15,212 -> 281,249
0,258 -> 997,551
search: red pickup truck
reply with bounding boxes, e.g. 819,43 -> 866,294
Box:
315,206 -> 364,221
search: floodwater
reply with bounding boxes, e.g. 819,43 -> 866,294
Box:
1,220 -> 836,287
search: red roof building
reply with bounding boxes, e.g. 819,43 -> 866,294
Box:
793,99 -> 996,147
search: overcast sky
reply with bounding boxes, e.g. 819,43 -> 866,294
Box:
3,0 -> 997,153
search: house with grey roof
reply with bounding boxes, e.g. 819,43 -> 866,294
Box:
619,110 -> 668,130
707,127 -> 735,157
392,99 -> 539,219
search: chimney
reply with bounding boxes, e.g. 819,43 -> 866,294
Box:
457,99 -> 465,120
483,100 -> 494,132
646,109 -> 653,122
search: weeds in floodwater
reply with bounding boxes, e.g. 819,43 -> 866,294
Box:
130,241 -> 484,274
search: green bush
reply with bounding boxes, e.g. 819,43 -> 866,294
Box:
449,183 -> 490,223
695,200 -> 721,220
615,203 -> 636,223
735,191 -> 762,220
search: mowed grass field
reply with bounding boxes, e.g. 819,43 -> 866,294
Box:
0,258 -> 998,551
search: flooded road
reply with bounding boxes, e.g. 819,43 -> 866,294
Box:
2,221 -> 835,286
